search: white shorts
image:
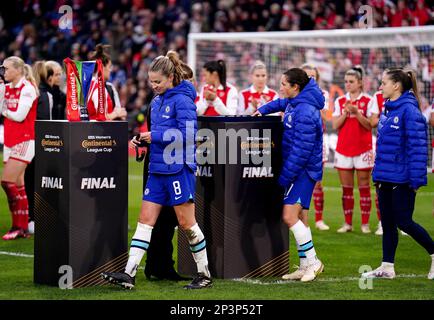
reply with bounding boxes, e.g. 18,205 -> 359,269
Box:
3,140 -> 35,164
432,148 -> 434,173
334,149 -> 374,171
322,134 -> 329,163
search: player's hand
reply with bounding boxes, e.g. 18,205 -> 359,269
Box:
204,86 -> 216,101
345,101 -> 358,114
130,135 -> 141,148
116,108 -> 127,120
140,131 -> 152,144
252,110 -> 262,117
250,98 -> 259,108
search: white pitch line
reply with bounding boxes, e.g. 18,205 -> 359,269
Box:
233,273 -> 426,285
0,251 -> 34,258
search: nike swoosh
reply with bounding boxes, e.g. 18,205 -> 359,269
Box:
175,196 -> 182,200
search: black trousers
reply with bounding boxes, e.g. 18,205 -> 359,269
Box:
377,182 -> 434,263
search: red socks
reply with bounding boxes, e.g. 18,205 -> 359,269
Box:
359,186 -> 371,225
313,184 -> 324,222
16,185 -> 29,230
1,181 -> 28,230
342,186 -> 354,225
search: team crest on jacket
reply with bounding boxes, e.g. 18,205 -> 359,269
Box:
287,114 -> 292,123
360,102 -> 365,108
165,106 -> 170,113
393,116 -> 399,123
144,188 -> 150,195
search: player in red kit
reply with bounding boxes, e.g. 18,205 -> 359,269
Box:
87,45 -> 127,121
196,60 -> 238,116
237,60 -> 278,116
301,63 -> 330,231
332,66 -> 378,234
0,56 -> 39,240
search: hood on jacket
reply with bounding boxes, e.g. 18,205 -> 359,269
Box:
384,90 -> 419,111
289,78 -> 325,110
163,80 -> 197,102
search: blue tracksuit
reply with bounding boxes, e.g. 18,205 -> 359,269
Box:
258,78 -> 324,208
144,80 -> 197,206
373,90 -> 433,262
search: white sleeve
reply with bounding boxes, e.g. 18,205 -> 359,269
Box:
323,91 -> 330,110
332,98 -> 341,117
367,96 -> 379,117
111,84 -> 122,109
213,86 -> 238,116
196,86 -> 208,116
237,92 -> 246,115
91,87 -> 99,113
3,85 -> 37,122
0,84 -> 5,113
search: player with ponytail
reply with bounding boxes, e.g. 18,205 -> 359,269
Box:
101,51 -> 212,290
196,59 -> 238,116
332,66 -> 377,234
0,56 -> 39,240
363,68 -> 434,280
87,44 -> 127,121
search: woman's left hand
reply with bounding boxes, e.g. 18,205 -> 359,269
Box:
141,131 -> 152,144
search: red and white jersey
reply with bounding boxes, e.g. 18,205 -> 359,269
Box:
333,92 -> 376,157
369,91 -> 385,115
196,82 -> 238,116
237,85 -> 278,115
1,77 -> 38,147
86,78 -> 119,120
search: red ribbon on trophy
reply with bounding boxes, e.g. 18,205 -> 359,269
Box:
95,59 -> 106,121
63,58 -> 106,121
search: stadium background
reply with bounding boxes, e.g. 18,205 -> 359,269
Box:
0,0 -> 433,300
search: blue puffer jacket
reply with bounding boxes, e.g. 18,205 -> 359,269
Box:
372,91 -> 427,189
258,78 -> 324,187
149,80 -> 197,174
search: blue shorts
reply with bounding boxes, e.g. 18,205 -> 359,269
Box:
283,170 -> 316,210
143,166 -> 195,206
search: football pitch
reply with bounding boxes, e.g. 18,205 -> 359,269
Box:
0,157 -> 433,300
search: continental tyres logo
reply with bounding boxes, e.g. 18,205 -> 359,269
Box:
42,135 -> 64,153
82,135 -> 117,153
240,141 -> 274,150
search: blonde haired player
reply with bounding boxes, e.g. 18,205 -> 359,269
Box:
237,60 -> 278,115
332,66 -> 377,234
0,56 -> 39,240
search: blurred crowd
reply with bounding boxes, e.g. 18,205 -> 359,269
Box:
0,0 -> 433,135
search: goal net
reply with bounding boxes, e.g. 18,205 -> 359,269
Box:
188,26 -> 434,169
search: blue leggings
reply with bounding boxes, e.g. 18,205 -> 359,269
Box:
377,182 -> 434,263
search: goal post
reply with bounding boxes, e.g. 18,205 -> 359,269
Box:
188,26 -> 434,169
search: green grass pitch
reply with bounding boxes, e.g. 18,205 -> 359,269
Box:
0,156 -> 433,300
